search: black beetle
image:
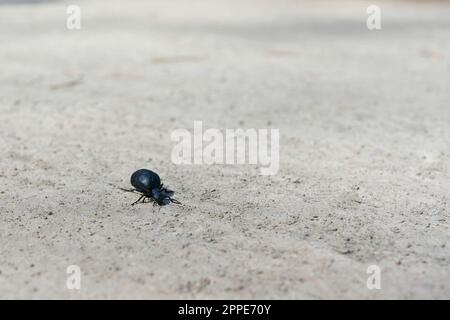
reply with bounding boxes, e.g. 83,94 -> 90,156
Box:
121,169 -> 180,206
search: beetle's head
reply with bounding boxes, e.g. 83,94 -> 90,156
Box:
152,188 -> 173,206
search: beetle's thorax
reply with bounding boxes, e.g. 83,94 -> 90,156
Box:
151,188 -> 161,199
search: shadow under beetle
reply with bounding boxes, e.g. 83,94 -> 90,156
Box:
120,169 -> 180,206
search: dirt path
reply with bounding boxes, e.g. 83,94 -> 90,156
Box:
0,0 -> 449,299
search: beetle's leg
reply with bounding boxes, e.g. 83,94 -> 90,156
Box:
131,195 -> 145,206
170,198 -> 181,205
119,187 -> 140,194
109,184 -> 138,194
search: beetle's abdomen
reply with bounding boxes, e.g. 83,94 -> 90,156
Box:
130,169 -> 161,193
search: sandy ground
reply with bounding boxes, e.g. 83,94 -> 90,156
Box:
0,0 -> 449,299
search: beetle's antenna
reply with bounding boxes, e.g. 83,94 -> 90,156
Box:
170,198 -> 181,205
